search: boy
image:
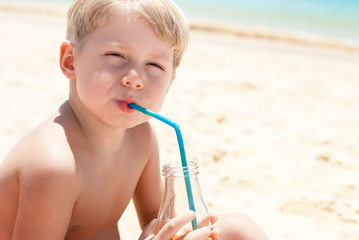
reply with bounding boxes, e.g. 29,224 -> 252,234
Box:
0,0 -> 268,239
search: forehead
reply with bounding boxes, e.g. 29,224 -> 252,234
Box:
82,13 -> 174,60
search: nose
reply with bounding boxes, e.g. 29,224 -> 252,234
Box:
121,70 -> 144,90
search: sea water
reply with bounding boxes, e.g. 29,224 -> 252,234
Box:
176,0 -> 359,42
1,0 -> 358,42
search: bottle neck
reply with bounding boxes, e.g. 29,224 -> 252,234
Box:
162,161 -> 199,177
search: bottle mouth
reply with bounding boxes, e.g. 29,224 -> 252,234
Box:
162,161 -> 199,177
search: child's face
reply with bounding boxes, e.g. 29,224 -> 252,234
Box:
72,13 -> 175,128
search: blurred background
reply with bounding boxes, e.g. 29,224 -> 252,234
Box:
1,0 -> 359,44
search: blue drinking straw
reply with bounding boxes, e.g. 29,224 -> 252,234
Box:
128,103 -> 198,229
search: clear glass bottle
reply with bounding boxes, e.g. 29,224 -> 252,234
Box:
158,161 -> 210,239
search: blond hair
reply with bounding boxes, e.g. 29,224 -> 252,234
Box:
66,0 -> 189,68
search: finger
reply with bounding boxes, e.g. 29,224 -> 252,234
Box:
209,213 -> 217,225
197,216 -> 210,228
209,227 -> 221,240
138,218 -> 158,240
155,211 -> 195,240
181,227 -> 211,240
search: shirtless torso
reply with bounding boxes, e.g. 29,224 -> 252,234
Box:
0,101 -> 162,239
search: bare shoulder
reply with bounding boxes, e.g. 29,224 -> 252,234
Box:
2,115 -> 79,192
129,121 -> 156,139
127,121 -> 159,151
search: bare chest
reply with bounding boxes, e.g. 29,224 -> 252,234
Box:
65,158 -> 145,239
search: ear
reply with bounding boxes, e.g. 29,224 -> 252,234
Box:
59,41 -> 76,81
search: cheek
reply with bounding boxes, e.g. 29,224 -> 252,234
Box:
147,78 -> 172,111
76,70 -> 114,104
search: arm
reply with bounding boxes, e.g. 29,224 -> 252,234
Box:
13,157 -> 79,240
132,126 -> 163,230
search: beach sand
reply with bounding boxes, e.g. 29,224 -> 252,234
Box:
1,6 -> 359,240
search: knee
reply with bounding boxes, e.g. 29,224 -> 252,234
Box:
215,212 -> 254,231
214,213 -> 268,240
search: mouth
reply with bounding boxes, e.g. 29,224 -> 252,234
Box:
116,99 -> 135,113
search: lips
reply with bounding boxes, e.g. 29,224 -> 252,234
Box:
116,99 -> 135,113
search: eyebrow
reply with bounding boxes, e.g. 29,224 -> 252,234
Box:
106,41 -> 172,61
106,42 -> 131,51
148,51 -> 172,61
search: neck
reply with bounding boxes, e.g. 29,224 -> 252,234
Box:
67,99 -> 126,157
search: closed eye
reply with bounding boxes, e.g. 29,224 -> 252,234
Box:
105,52 -> 125,59
147,62 -> 164,71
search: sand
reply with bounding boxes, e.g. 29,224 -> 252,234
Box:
1,6 -> 359,240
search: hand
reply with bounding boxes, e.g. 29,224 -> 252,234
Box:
208,213 -> 220,240
139,211 -> 214,240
